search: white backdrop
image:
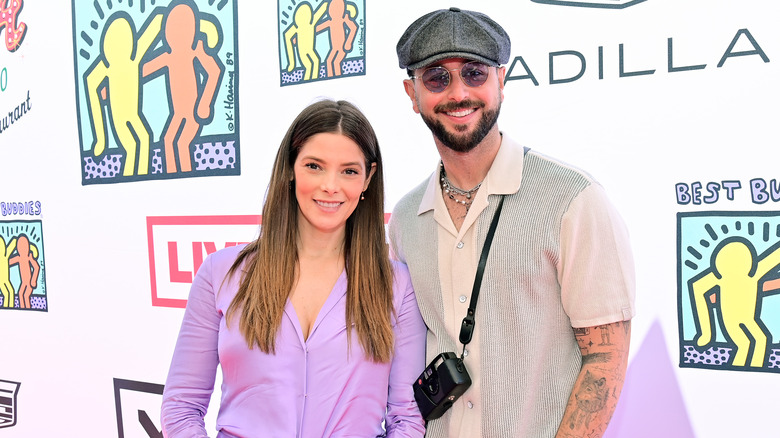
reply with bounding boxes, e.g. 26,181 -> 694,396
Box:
1,0 -> 779,436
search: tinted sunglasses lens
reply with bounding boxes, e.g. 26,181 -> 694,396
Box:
461,62 -> 489,87
421,67 -> 450,93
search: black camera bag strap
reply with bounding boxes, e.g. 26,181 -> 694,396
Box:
458,194 -> 505,352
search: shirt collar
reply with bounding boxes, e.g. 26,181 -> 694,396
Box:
417,134 -> 525,216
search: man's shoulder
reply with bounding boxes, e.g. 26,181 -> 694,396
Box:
523,148 -> 598,186
391,178 -> 429,219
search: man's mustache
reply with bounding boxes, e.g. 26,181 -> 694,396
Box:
434,100 -> 486,113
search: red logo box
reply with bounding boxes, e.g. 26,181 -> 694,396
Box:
147,215 -> 261,308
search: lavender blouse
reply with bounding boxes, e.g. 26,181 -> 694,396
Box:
161,245 -> 426,437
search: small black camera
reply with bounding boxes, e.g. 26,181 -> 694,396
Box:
413,352 -> 472,421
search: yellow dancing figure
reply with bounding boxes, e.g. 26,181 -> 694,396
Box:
84,12 -> 163,176
283,1 -> 328,81
0,236 -> 17,308
690,238 -> 780,367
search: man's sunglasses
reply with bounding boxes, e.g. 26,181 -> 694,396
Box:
411,61 -> 491,93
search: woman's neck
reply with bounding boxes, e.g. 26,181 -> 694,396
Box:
296,224 -> 346,263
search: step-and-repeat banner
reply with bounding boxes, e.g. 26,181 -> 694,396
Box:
1,1 -> 778,436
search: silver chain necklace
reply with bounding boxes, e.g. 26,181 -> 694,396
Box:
440,162 -> 482,209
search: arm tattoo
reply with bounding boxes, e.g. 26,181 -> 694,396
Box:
561,320 -> 631,436
566,369 -> 611,431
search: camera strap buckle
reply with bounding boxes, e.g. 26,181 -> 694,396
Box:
459,311 -> 476,345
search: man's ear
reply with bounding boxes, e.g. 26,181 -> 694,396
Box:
403,79 -> 421,114
497,66 -> 506,102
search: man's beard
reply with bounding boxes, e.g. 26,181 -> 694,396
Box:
420,99 -> 501,153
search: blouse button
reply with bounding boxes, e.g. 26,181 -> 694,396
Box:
457,242 -> 464,249
467,401 -> 474,409
459,295 -> 467,303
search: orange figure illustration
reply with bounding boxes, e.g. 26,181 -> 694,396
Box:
143,2 -> 223,173
283,1 -> 328,81
8,235 -> 39,309
0,236 -> 17,308
85,12 -> 163,176
315,0 -> 358,77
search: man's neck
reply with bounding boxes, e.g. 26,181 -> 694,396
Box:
435,126 -> 502,190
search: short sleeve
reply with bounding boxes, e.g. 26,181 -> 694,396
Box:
559,184 -> 636,327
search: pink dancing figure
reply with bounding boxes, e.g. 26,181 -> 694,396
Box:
315,0 -> 358,77
8,234 -> 39,309
143,2 -> 222,173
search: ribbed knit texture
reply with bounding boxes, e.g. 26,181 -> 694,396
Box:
389,149 -> 621,438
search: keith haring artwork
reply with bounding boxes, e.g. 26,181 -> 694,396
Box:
72,0 -> 239,184
278,0 -> 365,86
678,212 -> 780,373
0,220 -> 46,311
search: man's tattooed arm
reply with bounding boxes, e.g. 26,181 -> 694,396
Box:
555,320 -> 632,438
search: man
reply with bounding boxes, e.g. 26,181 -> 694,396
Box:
388,7 -> 636,438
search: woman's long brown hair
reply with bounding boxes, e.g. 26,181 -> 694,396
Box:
224,99 -> 395,362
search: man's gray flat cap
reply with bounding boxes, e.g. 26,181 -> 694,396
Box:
396,7 -> 511,71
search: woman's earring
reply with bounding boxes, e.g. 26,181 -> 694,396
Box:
360,192 -> 365,201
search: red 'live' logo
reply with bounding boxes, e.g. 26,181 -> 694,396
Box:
146,215 -> 261,308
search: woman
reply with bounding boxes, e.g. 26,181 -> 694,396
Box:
161,99 -> 426,437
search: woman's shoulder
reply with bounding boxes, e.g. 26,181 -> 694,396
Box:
204,243 -> 249,274
390,259 -> 411,283
198,244 -> 250,304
